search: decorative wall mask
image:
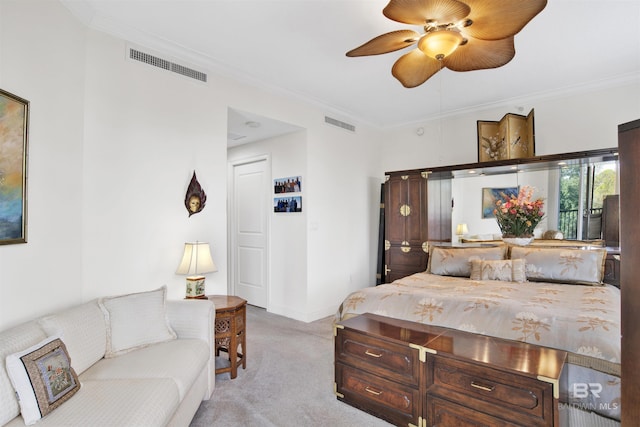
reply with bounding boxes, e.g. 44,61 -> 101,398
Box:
184,171 -> 206,216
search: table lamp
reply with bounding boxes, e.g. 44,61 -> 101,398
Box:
456,223 -> 469,243
176,242 -> 217,298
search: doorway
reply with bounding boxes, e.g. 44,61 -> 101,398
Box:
229,156 -> 270,308
227,107 -> 305,310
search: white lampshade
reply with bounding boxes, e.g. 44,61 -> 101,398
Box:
456,223 -> 469,235
176,242 -> 217,276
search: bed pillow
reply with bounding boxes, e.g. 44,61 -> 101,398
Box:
5,336 -> 80,425
98,286 -> 177,358
470,259 -> 527,282
427,245 -> 506,277
510,246 -> 607,286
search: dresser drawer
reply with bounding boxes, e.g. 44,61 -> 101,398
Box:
336,362 -> 421,426
428,356 -> 554,426
427,396 -> 519,427
336,327 -> 420,387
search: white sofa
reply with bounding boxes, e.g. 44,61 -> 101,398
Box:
0,287 -> 215,427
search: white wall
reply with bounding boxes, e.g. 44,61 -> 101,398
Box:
80,30 -> 228,303
0,0 -> 86,328
304,122 -> 382,320
80,26 -> 381,321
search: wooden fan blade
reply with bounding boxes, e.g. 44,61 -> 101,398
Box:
346,30 -> 420,57
462,0 -> 547,40
392,49 -> 442,88
383,0 -> 470,25
443,35 -> 515,71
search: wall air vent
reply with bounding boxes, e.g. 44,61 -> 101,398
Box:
129,48 -> 207,83
324,116 -> 356,133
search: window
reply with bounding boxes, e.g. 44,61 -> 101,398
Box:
558,160 -> 618,239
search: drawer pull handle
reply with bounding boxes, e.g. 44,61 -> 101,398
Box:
365,350 -> 383,358
471,381 -> 495,392
365,386 -> 383,396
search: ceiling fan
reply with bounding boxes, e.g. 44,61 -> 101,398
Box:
346,0 -> 547,88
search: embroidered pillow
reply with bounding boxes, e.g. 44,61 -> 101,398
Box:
98,286 -> 177,358
470,259 -> 527,282
5,336 -> 80,425
428,245 -> 506,277
510,246 -> 607,285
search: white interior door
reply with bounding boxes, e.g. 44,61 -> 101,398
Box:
232,158 -> 269,307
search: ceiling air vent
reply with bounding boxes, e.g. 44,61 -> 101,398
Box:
129,48 -> 207,83
324,116 -> 356,133
227,132 -> 246,141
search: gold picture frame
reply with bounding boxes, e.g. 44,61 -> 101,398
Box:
477,108 -> 535,162
0,88 -> 29,245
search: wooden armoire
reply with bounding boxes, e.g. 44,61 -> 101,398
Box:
619,118 -> 640,425
384,172 -> 429,283
383,170 -> 451,283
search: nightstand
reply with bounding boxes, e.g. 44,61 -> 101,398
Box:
206,295 -> 247,379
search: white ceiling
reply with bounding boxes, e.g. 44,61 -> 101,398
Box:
61,0 -> 640,143
227,108 -> 304,146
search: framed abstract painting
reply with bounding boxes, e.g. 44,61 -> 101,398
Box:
482,187 -> 519,219
0,89 -> 29,244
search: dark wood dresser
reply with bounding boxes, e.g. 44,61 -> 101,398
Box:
335,313 -> 566,427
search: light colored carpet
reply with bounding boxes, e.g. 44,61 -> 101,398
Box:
189,305 -> 391,426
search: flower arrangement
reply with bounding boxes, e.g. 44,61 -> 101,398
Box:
494,186 -> 544,238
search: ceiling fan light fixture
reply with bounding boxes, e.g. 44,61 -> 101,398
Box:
418,29 -> 463,60
347,0 -> 547,87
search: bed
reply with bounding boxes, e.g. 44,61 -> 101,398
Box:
336,245 -> 621,423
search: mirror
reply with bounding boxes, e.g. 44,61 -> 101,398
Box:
421,148 -> 619,244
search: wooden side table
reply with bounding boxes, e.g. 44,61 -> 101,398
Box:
207,295 -> 247,379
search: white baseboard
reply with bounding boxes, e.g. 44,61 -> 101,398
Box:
267,303 -> 338,323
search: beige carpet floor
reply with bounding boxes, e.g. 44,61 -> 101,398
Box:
189,305 -> 392,426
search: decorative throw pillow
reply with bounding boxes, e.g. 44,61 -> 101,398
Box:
470,259 -> 527,283
38,301 -> 107,375
98,286 -> 177,358
5,336 -> 80,425
510,246 -> 607,286
428,245 -> 506,277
